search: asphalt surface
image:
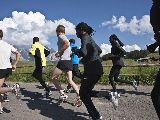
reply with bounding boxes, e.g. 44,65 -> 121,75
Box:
0,82 -> 159,120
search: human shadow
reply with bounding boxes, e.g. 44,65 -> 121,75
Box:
35,84 -> 57,92
101,88 -> 150,96
20,88 -> 88,120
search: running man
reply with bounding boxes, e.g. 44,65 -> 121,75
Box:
29,37 -> 52,98
51,25 -> 81,106
74,22 -> 103,120
147,0 -> 160,118
0,29 -> 21,114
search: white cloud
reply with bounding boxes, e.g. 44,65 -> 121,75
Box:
0,11 -> 76,46
100,43 -> 111,57
100,43 -> 141,56
101,15 -> 153,35
123,44 -> 141,52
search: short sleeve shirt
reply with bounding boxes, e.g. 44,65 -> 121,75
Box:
0,40 -> 17,69
57,34 -> 71,60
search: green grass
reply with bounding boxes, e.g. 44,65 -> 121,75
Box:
7,60 -> 159,85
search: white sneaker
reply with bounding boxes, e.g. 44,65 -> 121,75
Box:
3,94 -> 10,102
58,94 -> 68,104
132,80 -> 138,91
89,116 -> 103,120
43,91 -> 52,98
64,88 -> 72,93
12,83 -> 21,98
59,94 -> 68,100
0,107 -> 3,114
99,116 -> 103,120
109,92 -> 120,110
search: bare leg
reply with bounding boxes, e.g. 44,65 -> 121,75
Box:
0,78 -> 12,111
51,67 -> 64,94
0,78 -> 13,94
66,71 -> 79,96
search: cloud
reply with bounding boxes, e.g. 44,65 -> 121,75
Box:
100,43 -> 141,56
0,11 -> 76,46
101,15 -> 153,35
100,43 -> 111,57
123,44 -> 141,52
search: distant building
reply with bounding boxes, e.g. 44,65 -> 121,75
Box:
137,57 -> 151,62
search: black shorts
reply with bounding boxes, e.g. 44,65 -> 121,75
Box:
0,68 -> 12,79
56,60 -> 73,72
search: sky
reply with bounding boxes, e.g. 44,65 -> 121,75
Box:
0,0 -> 154,56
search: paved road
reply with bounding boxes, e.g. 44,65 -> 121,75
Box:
0,82 -> 159,120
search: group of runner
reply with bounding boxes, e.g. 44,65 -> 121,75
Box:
0,0 -> 160,119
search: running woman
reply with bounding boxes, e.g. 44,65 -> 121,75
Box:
108,34 -> 137,109
0,29 -> 21,114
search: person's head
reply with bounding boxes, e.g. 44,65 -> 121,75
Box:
69,39 -> 75,44
0,30 -> 3,39
75,22 -> 95,38
154,31 -> 160,41
33,37 -> 39,44
152,0 -> 160,4
56,25 -> 65,36
109,34 -> 124,46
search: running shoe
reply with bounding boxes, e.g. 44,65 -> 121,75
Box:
43,91 -> 52,98
64,85 -> 72,93
12,83 -> 21,98
109,92 -> 120,110
132,80 -> 138,91
0,107 -> 3,114
2,94 -> 10,102
73,96 -> 82,107
59,94 -> 68,102
89,116 -> 103,120
64,88 -> 72,93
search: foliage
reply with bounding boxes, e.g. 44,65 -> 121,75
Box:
101,50 -> 150,61
125,50 -> 150,60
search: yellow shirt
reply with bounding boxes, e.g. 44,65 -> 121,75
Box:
29,42 -> 46,67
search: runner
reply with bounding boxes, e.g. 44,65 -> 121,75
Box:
51,25 -> 81,106
147,0 -> 160,118
64,38 -> 82,93
0,29 -> 21,114
108,34 -> 138,109
29,37 -> 52,98
74,22 -> 103,120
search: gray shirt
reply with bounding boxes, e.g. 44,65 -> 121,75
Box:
57,34 -> 71,60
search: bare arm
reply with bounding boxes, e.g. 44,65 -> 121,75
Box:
12,51 -> 21,71
55,41 -> 69,57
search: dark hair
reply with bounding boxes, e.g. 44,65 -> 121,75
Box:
109,34 -> 124,47
69,39 -> 75,43
153,0 -> 160,4
56,25 -> 65,33
0,30 -> 3,38
33,37 -> 39,44
76,22 -> 95,36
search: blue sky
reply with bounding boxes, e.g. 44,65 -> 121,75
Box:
0,0 -> 154,54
